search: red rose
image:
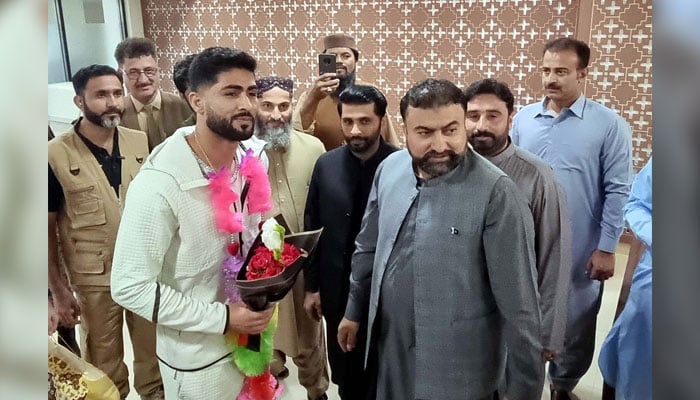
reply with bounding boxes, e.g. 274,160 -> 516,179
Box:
265,264 -> 281,278
247,247 -> 274,280
281,243 -> 302,266
245,243 -> 303,280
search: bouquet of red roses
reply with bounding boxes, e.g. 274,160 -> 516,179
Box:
246,243 -> 302,280
235,218 -> 322,312
224,217 -> 322,400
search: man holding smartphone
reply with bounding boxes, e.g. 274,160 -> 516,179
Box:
292,33 -> 400,150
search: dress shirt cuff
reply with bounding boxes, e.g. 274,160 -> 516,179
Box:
303,272 -> 319,292
305,283 -> 319,293
597,234 -> 619,254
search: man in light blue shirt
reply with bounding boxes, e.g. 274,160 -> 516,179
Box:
511,37 -> 632,400
599,157 -> 652,400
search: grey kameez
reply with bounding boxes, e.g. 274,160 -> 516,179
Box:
375,196 -> 419,400
485,139 -> 572,352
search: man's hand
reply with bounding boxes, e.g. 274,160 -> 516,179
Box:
52,286 -> 81,326
587,249 -> 616,281
309,73 -> 339,100
338,318 -> 360,353
226,302 -> 274,335
303,291 -> 323,321
48,300 -> 60,335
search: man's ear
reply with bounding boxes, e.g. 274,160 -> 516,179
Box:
578,67 -> 588,81
508,112 -> 514,131
73,95 -> 83,111
188,91 -> 203,115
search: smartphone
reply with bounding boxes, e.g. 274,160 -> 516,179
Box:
318,53 -> 337,75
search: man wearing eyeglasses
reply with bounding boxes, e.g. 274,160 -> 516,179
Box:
114,37 -> 191,150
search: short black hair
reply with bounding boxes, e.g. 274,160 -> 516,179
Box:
188,47 -> 257,92
463,79 -> 515,115
173,53 -> 198,95
114,37 -> 157,66
337,84 -> 387,118
399,78 -> 466,121
71,64 -> 123,96
543,37 -> 591,69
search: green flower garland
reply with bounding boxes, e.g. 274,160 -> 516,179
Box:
225,307 -> 278,376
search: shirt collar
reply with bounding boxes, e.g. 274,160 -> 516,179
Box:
536,94 -> 586,119
131,90 -> 162,112
484,137 -> 515,165
73,117 -> 119,157
345,137 -> 394,167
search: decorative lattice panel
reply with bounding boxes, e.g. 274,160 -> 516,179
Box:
142,0 -> 651,165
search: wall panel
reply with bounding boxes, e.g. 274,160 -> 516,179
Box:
142,0 -> 651,166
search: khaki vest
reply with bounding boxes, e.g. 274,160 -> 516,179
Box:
48,126 -> 148,287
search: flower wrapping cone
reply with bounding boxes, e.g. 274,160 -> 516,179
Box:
235,227 -> 323,351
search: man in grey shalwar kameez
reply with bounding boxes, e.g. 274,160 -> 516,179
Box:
338,79 -> 544,400
465,79 -> 572,360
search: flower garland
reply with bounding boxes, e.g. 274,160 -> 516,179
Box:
206,148 -> 281,399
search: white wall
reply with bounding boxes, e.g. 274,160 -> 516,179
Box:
48,82 -> 80,135
61,0 -> 126,71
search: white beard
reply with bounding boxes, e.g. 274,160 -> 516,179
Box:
101,115 -> 121,128
255,121 -> 292,152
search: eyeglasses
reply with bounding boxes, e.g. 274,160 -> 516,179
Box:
123,67 -> 160,80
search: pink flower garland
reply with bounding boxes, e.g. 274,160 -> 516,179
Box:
205,148 -> 280,399
207,149 -> 273,236
240,149 -> 273,214
207,149 -> 273,304
207,167 -> 244,234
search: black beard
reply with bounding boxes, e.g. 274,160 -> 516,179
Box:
334,70 -> 356,96
345,126 -> 381,155
412,150 -> 462,178
255,119 -> 292,152
468,130 -> 509,157
206,112 -> 254,142
82,102 -> 123,128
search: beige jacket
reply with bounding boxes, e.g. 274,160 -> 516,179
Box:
48,126 -> 148,287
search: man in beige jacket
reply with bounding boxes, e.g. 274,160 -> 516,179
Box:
48,64 -> 162,400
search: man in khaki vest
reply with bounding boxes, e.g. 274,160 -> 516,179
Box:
254,76 -> 329,400
48,65 -> 163,400
115,37 -> 191,150
292,33 -> 400,150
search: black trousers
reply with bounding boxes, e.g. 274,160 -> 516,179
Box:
325,312 -> 370,400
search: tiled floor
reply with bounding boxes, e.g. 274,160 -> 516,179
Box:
120,243 -> 629,400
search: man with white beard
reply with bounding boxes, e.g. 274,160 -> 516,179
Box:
254,76 -> 330,400
48,64 -> 162,399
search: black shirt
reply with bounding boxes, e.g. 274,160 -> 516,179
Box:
48,119 -> 122,212
346,139 -> 398,257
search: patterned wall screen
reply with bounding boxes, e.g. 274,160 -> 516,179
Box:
142,0 -> 651,169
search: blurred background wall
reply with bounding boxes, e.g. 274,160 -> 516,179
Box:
141,0 -> 651,168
